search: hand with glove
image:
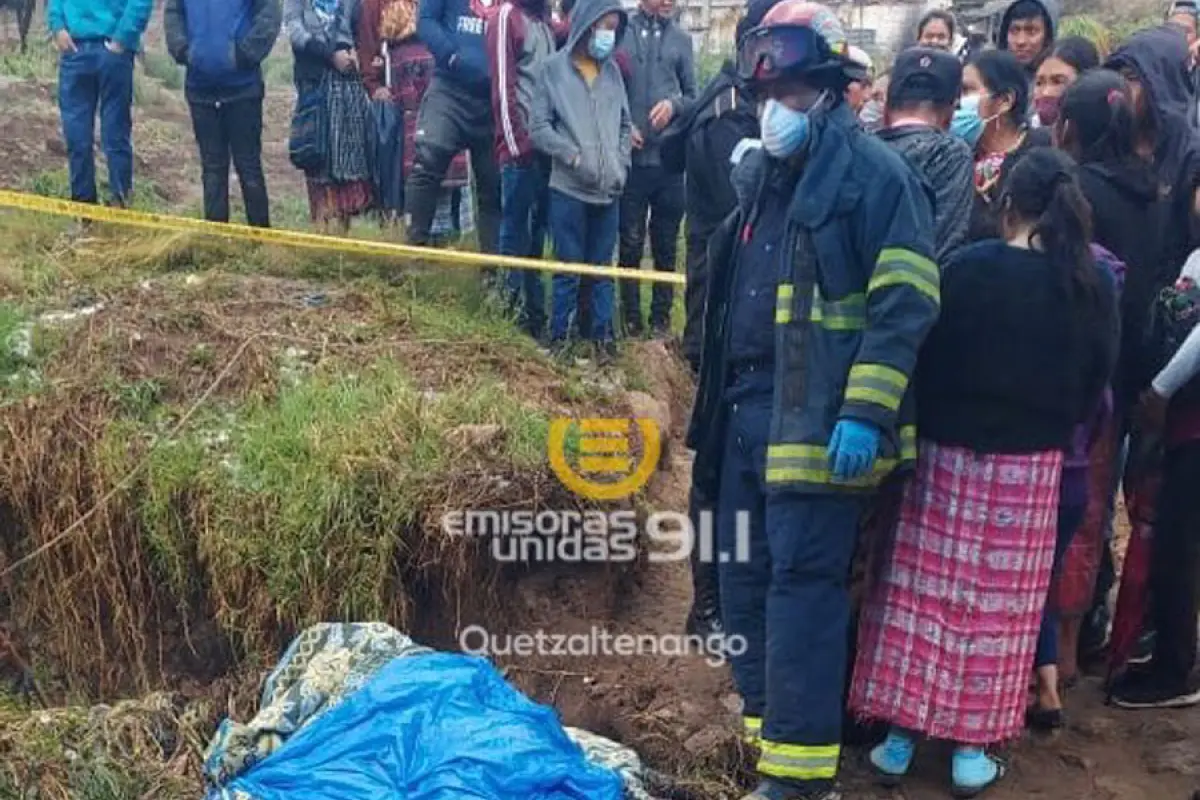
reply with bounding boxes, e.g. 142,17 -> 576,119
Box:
827,418 -> 882,482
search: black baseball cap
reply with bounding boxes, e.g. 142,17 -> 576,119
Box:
887,47 -> 963,108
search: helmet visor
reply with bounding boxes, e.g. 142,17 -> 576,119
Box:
737,25 -> 828,82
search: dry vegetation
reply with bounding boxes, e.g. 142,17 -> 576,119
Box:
0,209 -> 674,797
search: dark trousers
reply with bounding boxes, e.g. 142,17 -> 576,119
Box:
1150,441 -> 1200,686
717,384 -> 862,788
1035,498 -> 1088,668
548,190 -> 618,343
682,220 -> 714,373
405,76 -> 500,253
189,97 -> 270,227
500,159 -> 549,337
618,165 -> 685,332
58,40 -> 135,204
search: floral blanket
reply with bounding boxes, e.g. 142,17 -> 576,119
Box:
203,623 -> 662,800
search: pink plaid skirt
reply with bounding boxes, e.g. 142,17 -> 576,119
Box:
849,442 -> 1062,744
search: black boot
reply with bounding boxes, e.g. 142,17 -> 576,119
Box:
685,484 -> 723,639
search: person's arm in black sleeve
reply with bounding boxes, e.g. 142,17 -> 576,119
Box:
841,170 -> 940,431
164,0 -> 188,64
237,0 -> 282,69
930,136 -> 974,264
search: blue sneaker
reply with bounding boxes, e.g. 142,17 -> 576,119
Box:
868,728 -> 915,785
951,747 -> 1006,798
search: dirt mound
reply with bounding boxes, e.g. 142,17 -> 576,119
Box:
0,248 -> 673,699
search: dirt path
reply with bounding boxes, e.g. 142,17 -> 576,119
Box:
503,344 -> 1200,800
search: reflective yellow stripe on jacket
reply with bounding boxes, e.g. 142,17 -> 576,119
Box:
743,715 -> 762,745
845,363 -> 909,412
758,741 -> 840,781
765,425 -> 918,487
775,284 -> 794,324
867,247 -> 940,304
810,287 -> 866,331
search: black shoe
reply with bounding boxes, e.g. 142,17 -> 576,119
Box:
623,317 -> 645,339
1111,672 -> 1200,709
649,318 -> 671,338
1024,705 -> 1065,731
1128,631 -> 1156,666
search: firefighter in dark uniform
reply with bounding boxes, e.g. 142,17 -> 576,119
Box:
686,3 -> 939,798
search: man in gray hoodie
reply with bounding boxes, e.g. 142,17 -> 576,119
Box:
531,0 -> 632,354
998,0 -> 1060,78
614,0 -> 695,337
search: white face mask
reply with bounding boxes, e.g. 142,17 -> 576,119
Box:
758,91 -> 829,159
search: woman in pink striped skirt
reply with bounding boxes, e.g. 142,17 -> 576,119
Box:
849,148 -> 1119,798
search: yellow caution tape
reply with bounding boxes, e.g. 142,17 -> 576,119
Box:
0,189 -> 686,285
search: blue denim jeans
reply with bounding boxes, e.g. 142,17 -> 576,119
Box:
548,189 -> 618,343
500,160 -> 549,337
58,40 -> 135,205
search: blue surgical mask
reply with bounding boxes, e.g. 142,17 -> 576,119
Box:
589,28 -> 616,60
951,93 -> 985,148
760,99 -> 812,159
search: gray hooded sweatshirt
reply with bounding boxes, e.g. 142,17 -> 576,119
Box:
998,0 -> 1060,73
530,0 -> 632,205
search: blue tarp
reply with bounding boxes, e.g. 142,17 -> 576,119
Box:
210,650 -> 626,800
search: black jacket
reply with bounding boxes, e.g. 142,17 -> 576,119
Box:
662,62 -> 757,236
878,124 -> 973,264
1106,26 -> 1200,283
1077,159 -> 1165,404
917,240 -> 1118,453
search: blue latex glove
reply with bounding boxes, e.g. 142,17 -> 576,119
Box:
827,418 -> 882,482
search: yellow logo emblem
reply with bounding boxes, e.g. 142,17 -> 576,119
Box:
548,418 -> 661,501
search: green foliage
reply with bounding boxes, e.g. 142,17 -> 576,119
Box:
262,53 -> 294,86
102,358 -> 549,645
140,50 -> 184,90
24,167 -> 163,212
695,50 -> 729,89
1058,14 -> 1114,55
0,45 -> 58,82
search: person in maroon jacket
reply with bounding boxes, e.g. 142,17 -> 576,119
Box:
487,0 -> 557,338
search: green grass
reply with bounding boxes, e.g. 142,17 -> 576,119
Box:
140,50 -> 184,90
0,44 -> 57,82
263,53 -> 294,87
100,356 -> 549,645
24,167 -> 164,212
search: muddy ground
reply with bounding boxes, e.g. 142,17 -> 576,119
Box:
0,48 -> 1197,800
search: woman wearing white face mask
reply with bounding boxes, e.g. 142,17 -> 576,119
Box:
953,49 -> 1034,241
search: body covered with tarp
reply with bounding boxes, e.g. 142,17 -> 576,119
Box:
203,623 -> 654,800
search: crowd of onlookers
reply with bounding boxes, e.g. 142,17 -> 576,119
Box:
36,0 -> 1200,798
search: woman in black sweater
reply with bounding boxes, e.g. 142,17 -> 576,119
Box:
850,148 -> 1118,797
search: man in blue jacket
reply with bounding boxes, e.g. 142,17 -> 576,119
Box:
165,0 -> 282,227
688,3 -> 937,797
48,0 -> 154,207
405,0 -> 501,254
